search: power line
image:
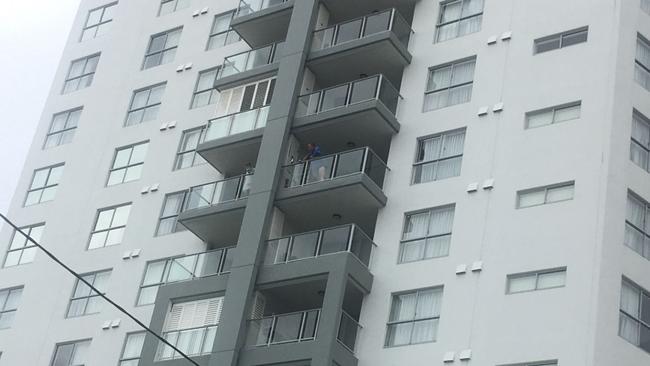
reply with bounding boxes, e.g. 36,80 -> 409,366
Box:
0,213 -> 200,366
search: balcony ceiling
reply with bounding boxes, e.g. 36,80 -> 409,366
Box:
321,0 -> 415,23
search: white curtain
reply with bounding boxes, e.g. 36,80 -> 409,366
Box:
388,293 -> 417,345
451,60 -> 475,85
458,15 -> 482,37
427,66 -> 452,91
428,206 -> 455,235
462,0 -> 484,16
621,282 -> 640,316
620,313 -> 640,345
403,212 -> 430,240
440,1 -> 461,23
643,0 -> 650,14
400,240 -> 425,262
633,114 -> 650,148
627,195 -> 646,228
425,236 -> 451,258
410,289 -> 442,343
447,84 -> 473,106
441,132 -> 465,158
624,224 -> 644,254
637,39 -> 650,68
436,22 -> 458,42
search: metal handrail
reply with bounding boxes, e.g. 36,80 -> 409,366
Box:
163,247 -> 235,282
235,0 -> 289,17
337,310 -> 362,353
184,173 -> 253,211
295,74 -> 402,116
218,42 -> 284,79
201,106 -> 270,143
312,8 -> 413,51
249,308 -> 321,346
281,147 -> 389,189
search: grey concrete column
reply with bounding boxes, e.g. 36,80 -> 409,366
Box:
208,2 -> 320,366
311,265 -> 348,366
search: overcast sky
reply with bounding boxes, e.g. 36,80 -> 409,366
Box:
0,0 -> 80,214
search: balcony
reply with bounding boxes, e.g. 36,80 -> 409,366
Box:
178,174 -> 252,246
264,224 -> 375,268
232,0 -> 294,48
157,325 -> 217,361
197,106 -> 269,175
307,8 -> 412,87
162,248 -> 234,282
293,75 -> 400,159
246,309 -> 321,347
276,148 -> 387,234
337,311 -> 362,353
215,42 -> 284,91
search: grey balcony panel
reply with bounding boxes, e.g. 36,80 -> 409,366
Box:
321,0 -> 416,23
139,354 -> 210,366
178,199 -> 247,246
276,174 -> 387,234
308,31 -> 411,88
238,341 -> 316,366
214,63 -> 279,92
197,128 -> 263,175
293,99 -> 399,159
258,252 -> 373,293
332,340 -> 359,366
232,0 -> 294,48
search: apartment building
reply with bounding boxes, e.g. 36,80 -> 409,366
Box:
1,0 -> 650,365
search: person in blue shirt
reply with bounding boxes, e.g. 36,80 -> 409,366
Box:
302,143 -> 326,181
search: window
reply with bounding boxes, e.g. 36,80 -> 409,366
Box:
526,102 -> 581,129
638,35 -> 650,92
619,278 -> 650,353
0,287 -> 23,329
215,77 -> 276,116
424,58 -> 475,111
534,27 -> 588,54
386,287 -> 443,347
156,191 -> 187,236
51,340 -> 90,366
143,28 -> 182,69
174,128 -> 207,170
412,130 -> 465,184
191,68 -> 220,109
625,192 -> 650,260
207,11 -> 240,50
4,223 -> 43,267
44,108 -> 82,149
157,297 -> 223,360
125,83 -> 165,126
119,332 -> 146,366
88,204 -> 131,249
25,164 -> 64,206
399,206 -> 454,263
506,268 -> 566,294
643,0 -> 650,15
631,111 -> 650,173
517,181 -> 575,209
435,0 -> 483,42
63,54 -> 100,94
159,0 -> 189,16
67,270 -> 111,317
107,141 -> 149,186
137,253 -> 233,305
80,2 -> 116,41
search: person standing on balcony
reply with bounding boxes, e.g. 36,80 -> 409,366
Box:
303,143 -> 326,181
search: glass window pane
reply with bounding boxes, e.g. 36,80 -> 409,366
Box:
527,110 -> 554,128
536,37 -> 561,53
411,318 -> 437,343
95,209 -> 114,230
620,313 -> 640,345
112,205 -> 131,227
553,105 -> 580,123
123,333 -> 146,358
561,30 -> 588,47
427,66 -> 451,91
390,292 -> 417,321
402,212 -> 429,240
546,185 -> 574,203
621,282 -> 641,317
143,262 -> 166,285
386,323 -> 413,346
508,275 -> 536,293
31,169 -> 49,189
4,289 -> 22,310
536,271 -> 566,289
88,231 -> 108,249
53,344 -> 75,366
415,289 -> 442,318
106,228 -> 125,246
518,190 -> 545,208
130,143 -> 148,163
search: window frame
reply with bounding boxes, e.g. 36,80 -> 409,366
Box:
506,268 -> 567,294
80,2 -> 117,41
124,83 -> 166,126
0,286 -> 23,329
50,339 -> 91,366
43,107 -> 82,149
385,286 -> 443,347
142,27 -> 182,70
619,277 -> 650,353
411,129 -> 466,184
158,0 -> 190,16
516,181 -> 575,209
424,57 -> 476,111
206,10 -> 241,50
533,26 -> 589,54
625,191 -> 650,260
24,163 -> 64,207
88,203 -> 132,250
66,269 -> 111,318
106,141 -> 149,186
631,109 -> 650,173
155,191 -> 188,236
398,205 -> 455,264
174,127 -> 207,170
3,223 -> 43,268
119,331 -> 146,365
525,101 -> 581,129
191,67 -> 221,109
434,0 -> 484,43
62,53 -> 100,94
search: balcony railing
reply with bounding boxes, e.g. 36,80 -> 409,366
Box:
264,224 -> 375,267
184,174 -> 253,211
236,0 -> 289,17
219,42 -> 284,79
281,147 -> 388,190
163,247 -> 234,284
157,325 -> 217,360
311,8 -> 412,51
337,311 -> 362,353
296,75 -> 400,117
246,309 -> 320,347
202,106 -> 270,143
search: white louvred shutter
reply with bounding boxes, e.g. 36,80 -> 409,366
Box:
204,297 -> 223,325
163,297 -> 223,332
250,292 -> 266,319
